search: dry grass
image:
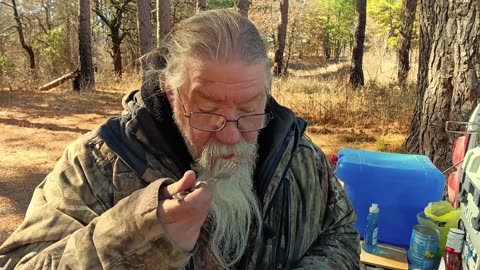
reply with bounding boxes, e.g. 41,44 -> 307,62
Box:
272,51 -> 416,157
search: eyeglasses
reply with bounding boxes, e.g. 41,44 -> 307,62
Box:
177,92 -> 274,132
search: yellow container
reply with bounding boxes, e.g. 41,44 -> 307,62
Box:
416,201 -> 461,256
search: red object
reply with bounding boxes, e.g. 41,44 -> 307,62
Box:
444,246 -> 462,270
447,171 -> 460,208
330,154 -> 338,165
452,135 -> 469,169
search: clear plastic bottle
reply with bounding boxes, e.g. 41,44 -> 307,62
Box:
363,203 -> 380,253
444,228 -> 464,270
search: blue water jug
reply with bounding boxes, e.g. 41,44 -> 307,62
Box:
336,148 -> 445,248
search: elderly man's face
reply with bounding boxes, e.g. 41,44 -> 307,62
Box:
170,57 -> 267,159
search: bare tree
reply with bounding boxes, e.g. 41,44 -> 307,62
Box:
349,0 -> 366,88
236,0 -> 249,17
405,0 -> 480,171
78,0 -> 95,91
157,0 -> 170,46
273,0 -> 288,77
397,0 -> 417,86
3,0 -> 36,72
93,0 -> 134,76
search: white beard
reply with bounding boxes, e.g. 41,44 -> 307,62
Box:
170,97 -> 262,268
191,140 -> 263,269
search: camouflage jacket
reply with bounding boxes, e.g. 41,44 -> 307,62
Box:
0,90 -> 360,269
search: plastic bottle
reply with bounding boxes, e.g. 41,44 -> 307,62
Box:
443,228 -> 464,270
363,203 -> 379,253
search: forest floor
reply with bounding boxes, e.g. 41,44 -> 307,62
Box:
0,59 -> 407,245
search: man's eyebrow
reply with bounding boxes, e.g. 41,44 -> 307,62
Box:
193,89 -> 265,104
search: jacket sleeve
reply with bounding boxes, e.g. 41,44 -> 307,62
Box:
0,135 -> 191,270
293,144 -> 361,270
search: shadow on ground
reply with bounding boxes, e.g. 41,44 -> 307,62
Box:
0,117 -> 90,133
0,90 -> 125,119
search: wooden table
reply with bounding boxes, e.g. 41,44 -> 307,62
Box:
360,242 -> 409,270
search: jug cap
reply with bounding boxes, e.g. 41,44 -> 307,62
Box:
370,203 -> 379,213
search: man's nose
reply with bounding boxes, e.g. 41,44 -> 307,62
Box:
214,121 -> 243,146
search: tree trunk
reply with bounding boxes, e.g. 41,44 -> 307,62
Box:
284,16 -> 298,76
273,0 -> 288,77
349,0 -> 366,88
157,0 -> 170,46
397,0 -> 417,86
78,0 -> 95,91
237,0 -> 249,17
137,0 -> 154,57
112,36 -> 123,76
11,0 -> 36,72
334,40 -> 341,62
137,0 -> 153,66
407,0 -> 480,172
137,0 -> 160,89
403,0 -> 435,153
196,0 -> 206,13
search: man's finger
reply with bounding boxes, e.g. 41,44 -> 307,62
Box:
160,170 -> 197,199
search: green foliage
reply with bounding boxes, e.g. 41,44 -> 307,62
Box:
250,0 -> 355,63
367,0 -> 402,48
307,0 -> 355,59
314,0 -> 355,42
207,0 -> 235,9
376,139 -> 387,151
33,27 -> 66,74
0,55 -> 7,69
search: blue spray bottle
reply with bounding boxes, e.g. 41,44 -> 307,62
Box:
363,203 -> 379,253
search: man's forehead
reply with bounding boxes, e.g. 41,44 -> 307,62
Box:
185,57 -> 265,81
184,57 -> 266,101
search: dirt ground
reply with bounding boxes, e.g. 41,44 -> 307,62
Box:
0,88 -> 405,245
0,89 -> 124,244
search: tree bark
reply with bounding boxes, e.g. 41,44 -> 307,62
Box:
78,0 -> 95,91
404,0 -> 436,153
137,0 -> 160,89
157,0 -> 170,46
196,0 -> 206,13
406,0 -> 480,172
273,0 -> 288,77
10,0 -> 36,72
137,0 -> 153,68
397,0 -> 418,86
349,0 -> 366,88
236,0 -> 249,17
112,35 -> 123,76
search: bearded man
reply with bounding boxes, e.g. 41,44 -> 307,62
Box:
0,9 -> 360,270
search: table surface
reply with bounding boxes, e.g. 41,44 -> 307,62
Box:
360,242 -> 409,270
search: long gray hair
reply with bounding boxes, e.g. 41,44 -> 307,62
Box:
146,9 -> 271,94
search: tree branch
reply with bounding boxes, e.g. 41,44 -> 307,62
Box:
36,17 -> 48,34
92,7 -> 112,26
0,1 -> 13,8
119,31 -> 128,43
